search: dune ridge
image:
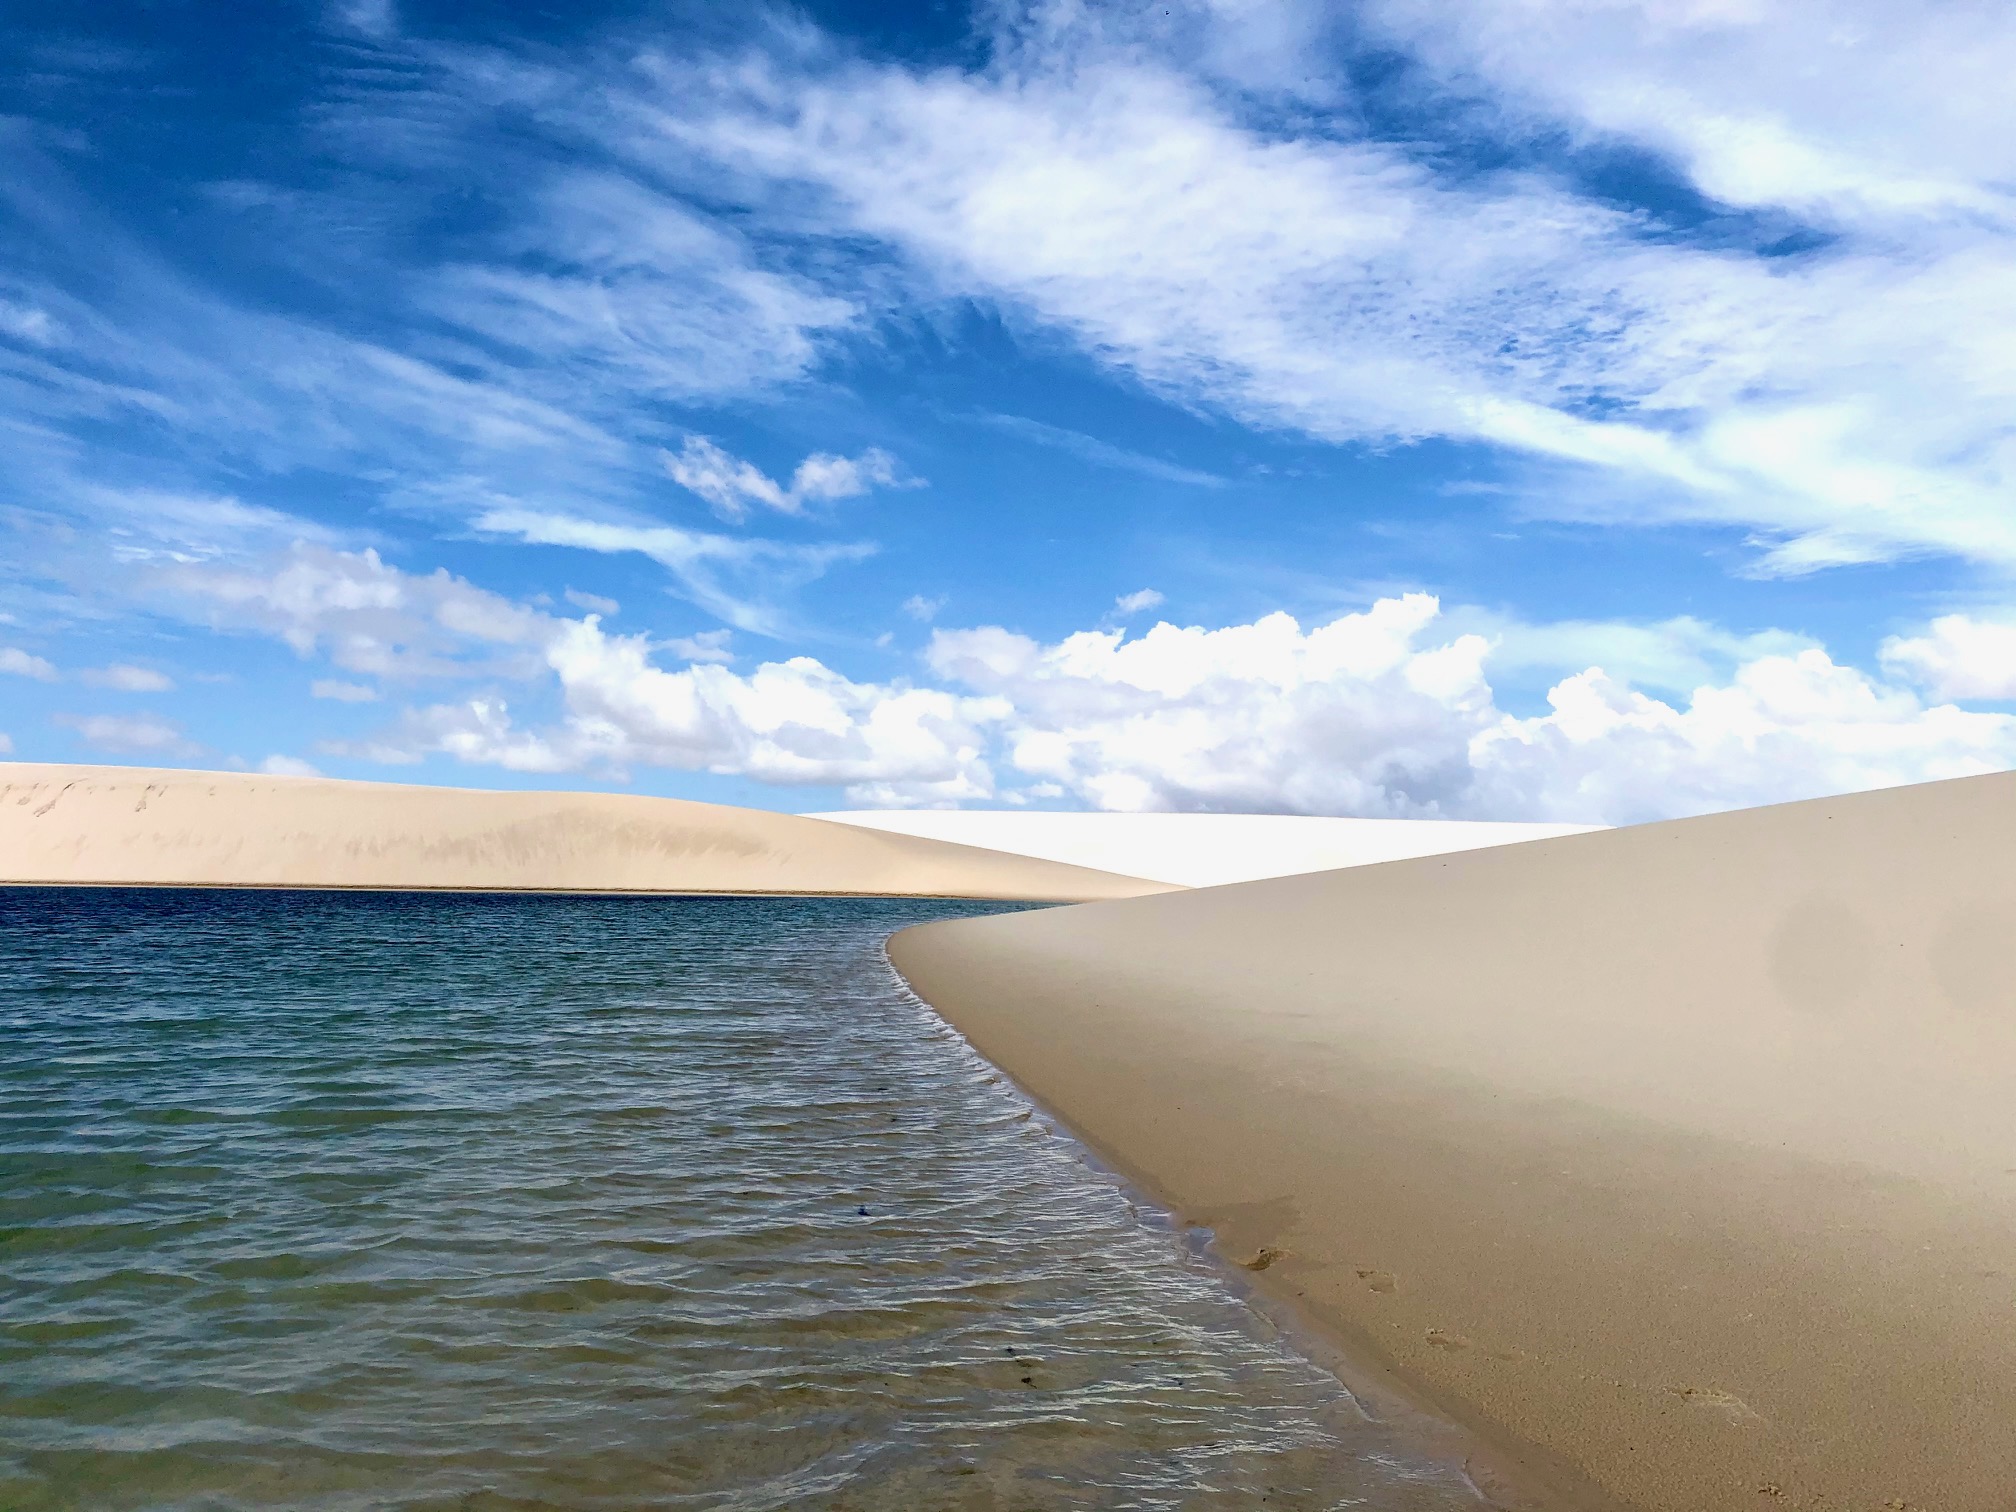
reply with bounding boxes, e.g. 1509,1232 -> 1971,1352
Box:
889,771 -> 2016,1510
0,763 -> 1169,901
813,809 -> 1600,887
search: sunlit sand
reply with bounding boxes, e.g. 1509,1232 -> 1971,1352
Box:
0,764 -> 1169,901
891,771 -> 2016,1510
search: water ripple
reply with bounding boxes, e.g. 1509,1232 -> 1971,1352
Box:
0,889 -> 1482,1511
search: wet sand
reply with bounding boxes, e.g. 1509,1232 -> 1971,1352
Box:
0,764 -> 1168,901
890,772 -> 2016,1510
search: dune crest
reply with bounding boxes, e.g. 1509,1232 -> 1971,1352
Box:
0,764 -> 1168,900
813,809 -> 1600,887
890,771 -> 2016,1510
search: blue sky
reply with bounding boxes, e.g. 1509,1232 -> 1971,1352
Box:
5,0 -> 2016,823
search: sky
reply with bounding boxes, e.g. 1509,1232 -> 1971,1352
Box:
5,0 -> 2016,825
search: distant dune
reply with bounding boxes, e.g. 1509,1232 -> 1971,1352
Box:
814,808 -> 1599,887
890,772 -> 2016,1510
0,764 -> 1169,901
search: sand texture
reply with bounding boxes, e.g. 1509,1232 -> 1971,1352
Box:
889,771 -> 2016,1511
0,764 -> 1170,900
813,810 -> 1600,888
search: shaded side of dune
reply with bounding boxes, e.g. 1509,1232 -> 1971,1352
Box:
0,764 -> 1169,901
889,771 -> 2016,1511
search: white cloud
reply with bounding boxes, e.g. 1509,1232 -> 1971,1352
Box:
0,125 -> 873,646
259,754 -> 323,777
664,435 -> 910,521
976,413 -> 1226,486
312,678 -> 380,702
161,544 -> 2016,821
83,664 -> 174,692
56,712 -> 193,754
0,732 -> 11,754
902,593 -> 946,622
665,628 -> 735,664
1113,588 -> 1165,617
1880,615 -> 2016,701
350,617 -> 1005,803
924,595 -> 2016,824
470,505 -> 868,634
1361,0 -> 2016,227
564,588 -> 620,616
1,647 -> 57,681
165,545 -> 551,681
329,0 -> 397,39
613,8 -> 2016,575
424,172 -> 859,404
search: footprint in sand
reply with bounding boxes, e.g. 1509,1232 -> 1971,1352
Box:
1668,1385 -> 1762,1424
1424,1327 -> 1521,1361
1356,1268 -> 1396,1294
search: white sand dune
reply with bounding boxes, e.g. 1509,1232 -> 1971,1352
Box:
812,809 -> 1598,887
0,763 -> 1170,901
890,771 -> 2016,1511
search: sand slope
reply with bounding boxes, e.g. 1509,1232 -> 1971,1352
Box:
890,771 -> 2016,1510
0,764 -> 1169,900
812,810 -> 1599,887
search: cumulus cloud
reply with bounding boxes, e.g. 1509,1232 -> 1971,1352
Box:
347,617 -> 1005,803
158,547 -> 2016,822
259,754 -> 323,777
1,647 -> 57,681
1112,588 -> 1165,617
664,436 -> 911,522
902,593 -> 946,622
165,545 -> 552,681
1880,615 -> 2016,701
82,664 -> 174,692
924,595 -> 2016,824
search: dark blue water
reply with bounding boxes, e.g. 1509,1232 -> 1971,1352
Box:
0,889 -> 1483,1510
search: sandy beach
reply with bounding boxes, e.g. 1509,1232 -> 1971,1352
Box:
0,764 -> 1168,901
814,810 -> 1600,887
890,772 -> 2016,1510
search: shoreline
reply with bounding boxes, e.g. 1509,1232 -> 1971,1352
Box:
888,771 -> 2016,1510
877,944 -> 1580,1510
886,937 -> 1625,1512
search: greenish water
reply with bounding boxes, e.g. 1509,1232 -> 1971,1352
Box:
0,889 -> 1482,1511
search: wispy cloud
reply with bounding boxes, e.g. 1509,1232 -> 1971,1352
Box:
665,435 -> 912,521
976,413 -> 1224,486
312,678 -> 379,702
81,664 -> 174,692
0,102 -> 881,639
55,711 -> 194,754
0,647 -> 57,680
471,506 -> 873,634
576,5 -> 2016,577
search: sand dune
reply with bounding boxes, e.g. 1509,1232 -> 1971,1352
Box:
889,771 -> 2016,1511
0,764 -> 1169,900
813,809 -> 1599,887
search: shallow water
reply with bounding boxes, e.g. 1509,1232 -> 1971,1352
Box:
0,889 -> 1483,1511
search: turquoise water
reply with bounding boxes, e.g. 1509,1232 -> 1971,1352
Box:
0,889 -> 1482,1511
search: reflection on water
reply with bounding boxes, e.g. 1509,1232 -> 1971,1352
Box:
0,889 -> 1482,1510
